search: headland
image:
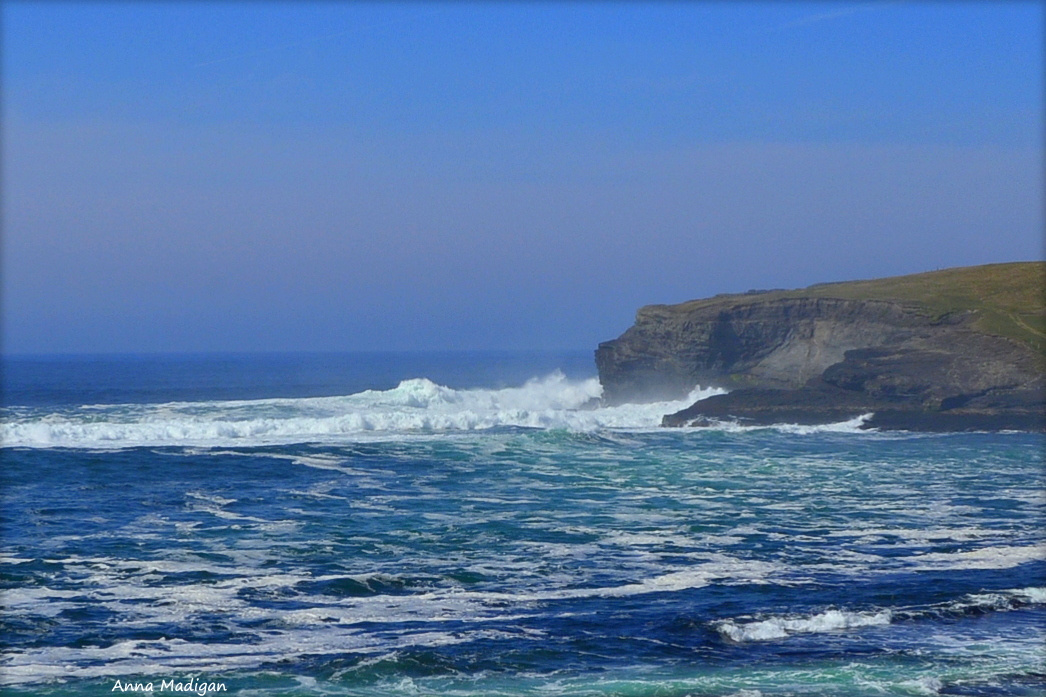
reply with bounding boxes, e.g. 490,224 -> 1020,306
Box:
596,262 -> 1045,431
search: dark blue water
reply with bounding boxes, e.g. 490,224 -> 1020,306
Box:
1,351 -> 597,407
1,353 -> 1043,696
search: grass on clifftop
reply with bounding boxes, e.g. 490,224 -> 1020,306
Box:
670,262 -> 1046,353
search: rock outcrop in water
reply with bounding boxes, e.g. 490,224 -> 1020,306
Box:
595,262 -> 1045,431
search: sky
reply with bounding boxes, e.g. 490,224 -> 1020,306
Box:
3,1 -> 1043,355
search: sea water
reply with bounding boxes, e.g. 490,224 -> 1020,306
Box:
1,352 -> 1043,696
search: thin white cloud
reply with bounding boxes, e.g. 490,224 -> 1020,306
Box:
766,0 -> 906,33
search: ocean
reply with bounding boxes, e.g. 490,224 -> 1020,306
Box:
1,352 -> 1043,696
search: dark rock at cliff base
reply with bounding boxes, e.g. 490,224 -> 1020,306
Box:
597,262 -> 1045,432
660,385 -> 1045,432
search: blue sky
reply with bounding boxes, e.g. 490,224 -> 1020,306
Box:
3,2 -> 1043,354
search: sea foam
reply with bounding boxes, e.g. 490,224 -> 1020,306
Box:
716,609 -> 893,642
715,586 -> 1046,643
0,373 -> 725,449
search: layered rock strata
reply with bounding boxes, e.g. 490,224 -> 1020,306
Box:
595,263 -> 1045,431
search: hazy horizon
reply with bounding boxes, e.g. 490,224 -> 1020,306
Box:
4,261 -> 1042,359
3,2 -> 1043,355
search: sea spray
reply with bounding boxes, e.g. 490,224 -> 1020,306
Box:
0,373 -> 726,448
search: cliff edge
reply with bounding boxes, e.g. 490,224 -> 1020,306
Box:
595,262 -> 1045,431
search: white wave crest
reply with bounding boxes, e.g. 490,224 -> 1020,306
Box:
1010,586 -> 1046,604
955,586 -> 1046,613
716,608 -> 892,642
0,373 -> 725,449
687,413 -> 875,434
715,586 -> 1046,644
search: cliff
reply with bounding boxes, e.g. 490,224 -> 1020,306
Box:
595,262 -> 1045,431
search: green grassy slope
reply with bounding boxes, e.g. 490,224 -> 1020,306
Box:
667,262 -> 1046,353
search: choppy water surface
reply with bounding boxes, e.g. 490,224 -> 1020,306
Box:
1,354 -> 1043,696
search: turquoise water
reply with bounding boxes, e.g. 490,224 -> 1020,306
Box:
2,354 -> 1043,696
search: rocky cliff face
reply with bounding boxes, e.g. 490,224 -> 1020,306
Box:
595,264 -> 1045,431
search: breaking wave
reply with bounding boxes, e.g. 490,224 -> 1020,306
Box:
717,608 -> 893,642
1,373 -> 725,449
686,413 -> 875,434
715,587 -> 1046,643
